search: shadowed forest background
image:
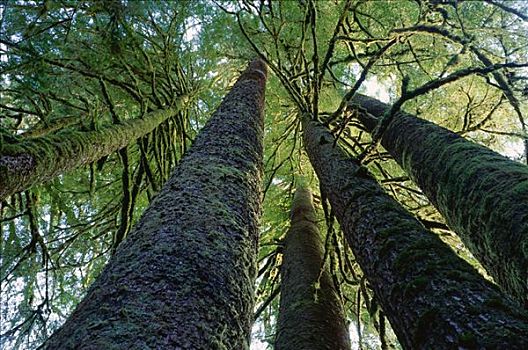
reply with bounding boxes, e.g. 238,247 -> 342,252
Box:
1,0 -> 528,349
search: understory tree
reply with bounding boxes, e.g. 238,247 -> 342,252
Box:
0,105 -> 188,201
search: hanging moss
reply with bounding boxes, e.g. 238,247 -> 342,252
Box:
352,93 -> 528,306
0,104 -> 186,201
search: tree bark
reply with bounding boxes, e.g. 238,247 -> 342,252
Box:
275,187 -> 350,350
303,116 -> 528,349
43,59 -> 267,349
0,101 -> 186,202
351,93 -> 528,306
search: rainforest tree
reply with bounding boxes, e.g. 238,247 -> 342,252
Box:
350,93 -> 528,306
275,187 -> 350,350
1,2 -> 203,347
303,115 -> 528,348
43,58 -> 267,349
2,1 -> 528,349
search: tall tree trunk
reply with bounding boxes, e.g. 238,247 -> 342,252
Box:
0,100 -> 186,201
43,59 -> 267,349
275,187 -> 350,350
351,93 -> 528,306
303,116 -> 528,349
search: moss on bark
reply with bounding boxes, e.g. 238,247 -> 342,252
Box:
0,100 -> 185,201
303,116 -> 528,349
352,93 -> 528,306
42,60 -> 267,349
275,187 -> 350,350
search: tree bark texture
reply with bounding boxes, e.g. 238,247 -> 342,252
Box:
303,116 -> 528,349
275,187 -> 350,350
0,102 -> 185,202
351,93 -> 528,306
43,59 -> 267,349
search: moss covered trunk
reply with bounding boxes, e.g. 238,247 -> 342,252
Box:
275,187 -> 350,350
43,60 -> 267,349
303,116 -> 528,349
0,102 -> 185,201
351,93 -> 528,306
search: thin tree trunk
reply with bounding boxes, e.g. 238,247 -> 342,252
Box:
351,93 -> 528,306
303,116 -> 528,349
0,101 -> 186,201
43,59 -> 267,349
275,187 -> 350,350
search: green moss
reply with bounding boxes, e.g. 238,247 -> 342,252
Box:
378,236 -> 397,257
386,113 -> 528,303
444,269 -> 477,281
393,238 -> 438,273
0,107 -> 179,200
482,297 -> 512,313
378,221 -> 418,239
511,181 -> 528,195
458,331 -> 477,348
403,276 -> 429,298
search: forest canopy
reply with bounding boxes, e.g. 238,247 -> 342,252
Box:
1,1 -> 528,349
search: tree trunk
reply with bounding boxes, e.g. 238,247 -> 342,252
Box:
275,187 -> 350,350
351,93 -> 528,306
303,116 -> 528,349
0,100 -> 186,202
43,59 -> 267,349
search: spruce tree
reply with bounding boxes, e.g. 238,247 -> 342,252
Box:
352,93 -> 528,306
303,115 -> 528,348
0,104 -> 187,201
275,187 -> 350,350
42,60 -> 267,349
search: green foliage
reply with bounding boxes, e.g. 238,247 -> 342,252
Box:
2,0 -> 528,349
